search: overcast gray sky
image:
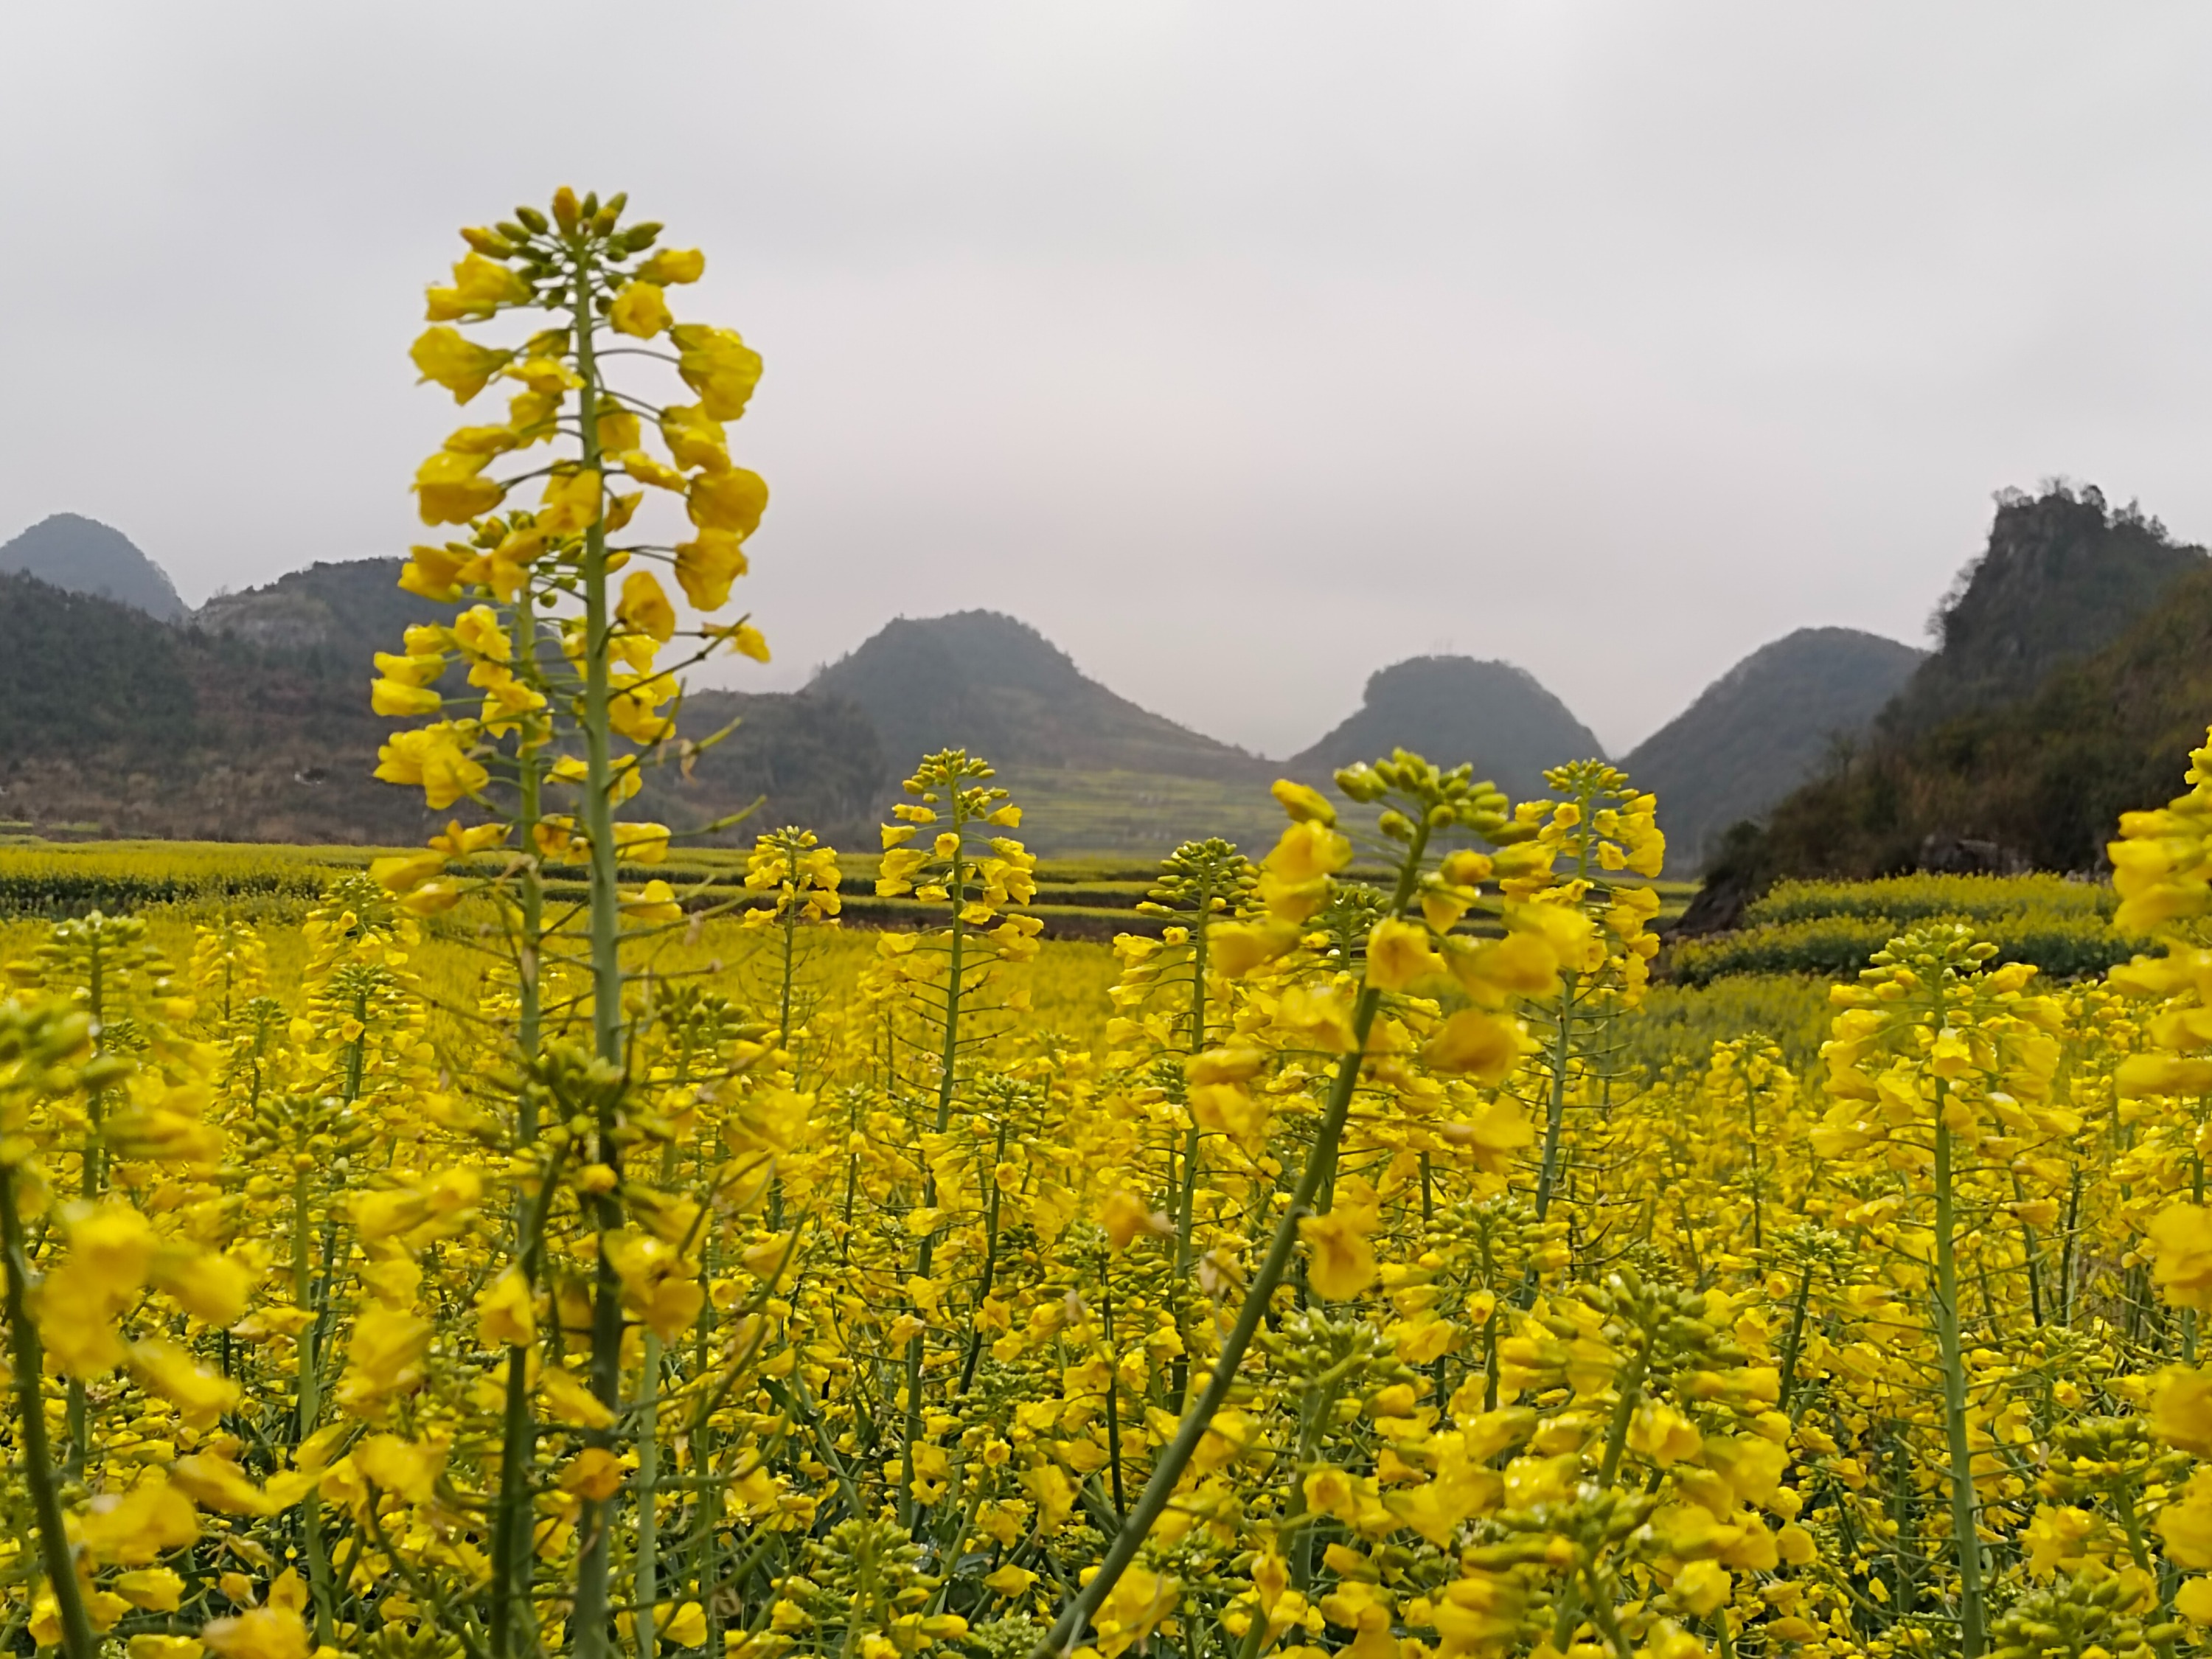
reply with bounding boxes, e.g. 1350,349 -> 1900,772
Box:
5,4 -> 2210,758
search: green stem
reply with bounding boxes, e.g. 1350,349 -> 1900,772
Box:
68,938 -> 105,1483
2010,1172 -> 2043,1329
636,1332 -> 663,1659
841,1086 -> 863,1263
1746,1082 -> 1763,1252
779,902 -> 798,1051
1169,917 -> 1211,1409
490,1349 -> 535,1659
344,988 -> 367,1104
1889,1422 -> 1914,1615
290,1165 -> 335,1645
2059,1163 -> 2081,1327
2192,1155 -> 2205,1362
936,846 -> 967,1136
364,1495 -> 493,1659
1286,1376 -> 1345,1591
770,888 -> 799,1231
689,1217 -> 723,1649
0,1164 -> 96,1659
1933,1105 -> 1985,1658
1534,988 -> 1574,1222
293,1170 -> 318,1437
905,828 -> 970,1528
1028,821 -> 1430,1659
1532,786 -> 1595,1228
515,585 -> 546,1113
1777,1265 -> 1815,1413
568,232 -> 627,1659
492,599 -> 547,1659
1597,1350 -> 1648,1486
1168,1121 -> 1202,1411
490,1155 -> 563,1659
1580,1560 -> 1634,1659
956,1118 -> 1009,1396
1100,1264 -> 1125,1520
1551,1347 -> 1648,1647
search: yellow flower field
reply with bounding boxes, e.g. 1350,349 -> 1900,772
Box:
13,185 -> 2212,1659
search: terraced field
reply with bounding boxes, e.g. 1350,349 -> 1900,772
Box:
0,836 -> 1698,939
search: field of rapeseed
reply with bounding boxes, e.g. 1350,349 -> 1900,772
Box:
16,187 -> 2212,1659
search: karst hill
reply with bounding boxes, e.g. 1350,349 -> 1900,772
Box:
1286,656 -> 1604,804
15,488 -> 2197,872
811,611 -> 1274,782
1750,484 -> 2212,880
0,547 -> 882,845
1623,627 -> 1924,874
801,611 -> 1277,852
1879,485 -> 2205,740
0,512 -> 186,621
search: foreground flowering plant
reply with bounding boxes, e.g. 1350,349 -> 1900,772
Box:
13,185 -> 2212,1659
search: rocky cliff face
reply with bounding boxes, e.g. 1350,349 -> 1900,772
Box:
190,558 -> 447,661
1880,483 -> 2203,739
1756,485 -> 2212,880
194,586 -> 345,650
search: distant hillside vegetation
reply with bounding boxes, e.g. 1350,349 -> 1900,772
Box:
810,611 -> 1273,779
0,574 -> 199,765
0,513 -> 185,621
0,566 -> 883,846
1762,560 -> 2212,877
1623,627 -> 1923,874
1,569 -> 428,842
658,690 -> 886,849
804,611 -> 1287,855
1881,483 -> 2203,738
1287,656 -> 1601,802
1756,484 -> 2212,880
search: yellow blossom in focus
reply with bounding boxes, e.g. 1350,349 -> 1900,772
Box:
1301,1178 -> 1382,1300
610,281 -> 673,338
409,327 -> 513,403
619,570 -> 678,644
200,1607 -> 309,1659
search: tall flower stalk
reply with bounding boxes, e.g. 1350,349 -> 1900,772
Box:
1032,754 -> 1547,1656
372,186 -> 782,1658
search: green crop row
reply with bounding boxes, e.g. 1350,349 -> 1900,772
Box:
0,843 -> 368,919
1670,910 -> 2143,988
1624,973 -> 1834,1077
1746,872 -> 2112,928
0,838 -> 1694,949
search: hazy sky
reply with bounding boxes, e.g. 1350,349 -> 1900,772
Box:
7,4 -> 2211,758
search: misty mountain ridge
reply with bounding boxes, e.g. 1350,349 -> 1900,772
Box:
0,549 -> 1628,851
0,513 -> 186,621
1623,627 -> 1924,874
21,504 -> 2171,872
1288,656 -> 1605,804
808,610 -> 1277,782
0,558 -> 885,846
799,616 -> 1632,850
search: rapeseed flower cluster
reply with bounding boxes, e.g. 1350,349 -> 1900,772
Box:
11,186 -> 2212,1659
